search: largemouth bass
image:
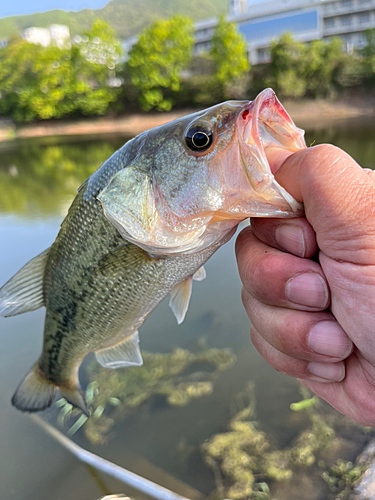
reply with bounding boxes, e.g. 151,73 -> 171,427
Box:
0,89 -> 305,414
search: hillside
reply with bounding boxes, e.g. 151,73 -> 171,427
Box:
0,0 -> 228,40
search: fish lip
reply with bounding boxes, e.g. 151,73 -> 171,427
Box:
235,89 -> 305,215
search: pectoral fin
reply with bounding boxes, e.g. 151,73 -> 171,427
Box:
169,276 -> 193,325
95,331 -> 143,369
193,266 -> 206,281
96,243 -> 151,276
0,248 -> 50,317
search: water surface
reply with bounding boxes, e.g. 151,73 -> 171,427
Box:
0,115 -> 374,500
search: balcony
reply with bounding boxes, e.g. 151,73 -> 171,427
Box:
323,0 -> 375,18
323,15 -> 375,34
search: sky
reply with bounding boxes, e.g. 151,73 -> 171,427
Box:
0,0 -> 109,18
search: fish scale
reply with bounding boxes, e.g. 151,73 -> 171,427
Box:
41,186 -> 215,385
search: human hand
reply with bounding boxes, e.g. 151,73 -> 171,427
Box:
236,144 -> 375,425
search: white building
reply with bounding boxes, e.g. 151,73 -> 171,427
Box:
50,24 -> 70,48
230,0 -> 248,15
23,27 -> 51,47
23,24 -> 70,48
194,0 -> 375,64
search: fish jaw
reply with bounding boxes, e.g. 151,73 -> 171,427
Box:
210,88 -> 305,220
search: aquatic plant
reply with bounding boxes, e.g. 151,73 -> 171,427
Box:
201,384 -> 372,500
322,459 -> 366,499
55,346 -> 236,444
202,383 -> 292,500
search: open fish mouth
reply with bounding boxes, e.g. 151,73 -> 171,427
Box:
231,88 -> 305,218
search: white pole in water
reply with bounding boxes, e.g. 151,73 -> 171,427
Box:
31,415 -> 191,500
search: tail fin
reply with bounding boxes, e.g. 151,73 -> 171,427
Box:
12,364 -> 89,416
12,363 -> 57,412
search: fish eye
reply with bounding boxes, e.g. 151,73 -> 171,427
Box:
185,126 -> 213,153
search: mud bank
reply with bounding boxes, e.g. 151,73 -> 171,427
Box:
0,96 -> 373,144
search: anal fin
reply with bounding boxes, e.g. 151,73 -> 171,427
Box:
0,248 -> 50,317
169,276 -> 193,325
95,331 -> 143,369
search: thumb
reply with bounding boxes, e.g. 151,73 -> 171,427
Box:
272,144 -> 375,264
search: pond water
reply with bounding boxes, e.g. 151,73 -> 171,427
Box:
0,115 -> 374,500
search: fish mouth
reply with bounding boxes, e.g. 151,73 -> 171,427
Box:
231,88 -> 305,218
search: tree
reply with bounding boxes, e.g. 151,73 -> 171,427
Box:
0,37 -> 41,120
266,33 -> 364,98
210,16 -> 250,95
362,29 -> 375,82
0,19 -> 121,122
304,37 -> 344,97
267,32 -> 307,98
75,18 -> 122,115
128,16 -> 194,111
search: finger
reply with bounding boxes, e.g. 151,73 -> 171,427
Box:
242,288 -> 353,362
251,326 -> 345,383
250,217 -> 318,258
273,144 -> 375,264
236,226 -> 330,311
299,353 -> 375,426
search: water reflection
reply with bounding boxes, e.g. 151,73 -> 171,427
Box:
0,116 -> 375,500
305,115 -> 375,170
0,137 -> 126,216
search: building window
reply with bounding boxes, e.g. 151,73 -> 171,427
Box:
341,0 -> 352,7
324,18 -> 335,28
257,47 -> 269,63
357,34 -> 367,47
359,12 -> 370,22
341,15 -> 352,25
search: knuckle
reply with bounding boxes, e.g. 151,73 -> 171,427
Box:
247,253 -> 285,299
310,143 -> 343,161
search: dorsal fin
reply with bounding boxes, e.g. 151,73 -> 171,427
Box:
0,248 -> 50,317
95,331 -> 143,369
169,276 -> 193,325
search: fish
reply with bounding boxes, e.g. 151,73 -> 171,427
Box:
0,88 -> 306,415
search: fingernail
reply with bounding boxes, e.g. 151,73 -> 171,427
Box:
275,225 -> 305,257
308,321 -> 352,358
308,362 -> 345,381
285,273 -> 328,308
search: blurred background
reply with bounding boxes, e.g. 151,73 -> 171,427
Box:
0,1 -> 375,500
0,0 -> 374,121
